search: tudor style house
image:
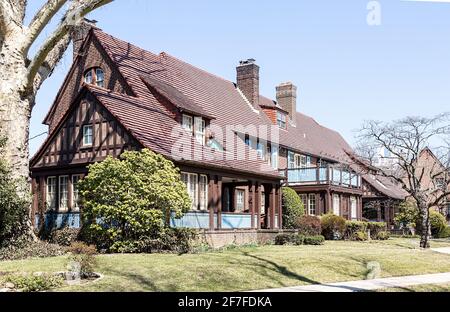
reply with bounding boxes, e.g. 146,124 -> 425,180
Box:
31,20 -> 367,234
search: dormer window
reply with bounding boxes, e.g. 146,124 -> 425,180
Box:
182,114 -> 206,146
84,67 -> 105,87
277,111 -> 287,129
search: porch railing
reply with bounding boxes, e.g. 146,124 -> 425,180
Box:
280,166 -> 361,189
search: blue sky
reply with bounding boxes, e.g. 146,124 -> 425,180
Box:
27,0 -> 450,155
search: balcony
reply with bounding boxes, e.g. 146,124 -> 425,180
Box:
280,166 -> 361,189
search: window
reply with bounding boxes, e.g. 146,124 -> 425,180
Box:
288,151 -> 295,169
271,145 -> 279,169
59,176 -> 69,211
236,190 -> 245,212
199,175 -> 208,211
277,111 -> 287,129
308,194 -> 317,216
194,117 -> 206,146
300,194 -> 307,208
182,114 -> 193,132
261,192 -> 266,214
333,194 -> 340,216
72,175 -> 82,211
350,197 -> 357,220
182,173 -> 198,210
46,177 -> 57,210
95,68 -> 104,87
84,67 -> 105,87
257,141 -> 266,160
83,125 -> 93,146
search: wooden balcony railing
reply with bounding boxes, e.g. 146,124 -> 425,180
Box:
279,166 -> 361,189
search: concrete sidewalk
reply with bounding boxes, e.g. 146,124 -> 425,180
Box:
253,272 -> 450,292
431,247 -> 450,255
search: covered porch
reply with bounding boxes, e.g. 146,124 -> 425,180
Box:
172,165 -> 283,231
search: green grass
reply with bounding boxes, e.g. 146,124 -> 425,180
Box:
1,238 -> 450,292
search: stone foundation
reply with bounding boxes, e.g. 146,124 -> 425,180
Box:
197,229 -> 295,248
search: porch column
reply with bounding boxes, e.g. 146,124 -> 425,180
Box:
217,176 -> 223,229
255,182 -> 261,230
325,189 -> 331,214
250,181 -> 256,229
376,202 -> 382,222
208,176 -> 216,231
277,184 -> 283,229
269,184 -> 276,229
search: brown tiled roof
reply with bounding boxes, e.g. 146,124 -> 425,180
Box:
87,85 -> 282,179
363,173 -> 408,200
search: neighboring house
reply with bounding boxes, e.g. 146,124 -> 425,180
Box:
30,21 -> 366,235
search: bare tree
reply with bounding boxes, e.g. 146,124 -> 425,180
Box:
357,113 -> 450,248
0,0 -> 113,238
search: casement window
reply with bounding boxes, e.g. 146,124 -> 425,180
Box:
181,172 -> 208,211
294,154 -> 303,168
83,125 -> 93,146
300,194 -> 308,208
308,194 -> 317,216
271,145 -> 279,169
59,176 -> 69,211
288,151 -> 295,169
72,175 -> 83,211
182,114 -> 193,132
277,111 -> 287,129
46,177 -> 57,210
199,175 -> 208,211
350,197 -> 357,220
84,67 -> 105,87
194,117 -> 206,146
333,194 -> 340,216
236,189 -> 245,212
257,141 -> 266,160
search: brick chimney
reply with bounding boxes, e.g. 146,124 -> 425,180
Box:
237,59 -> 259,107
276,82 -> 297,124
71,18 -> 98,60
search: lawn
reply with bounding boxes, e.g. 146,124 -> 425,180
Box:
1,238 -> 450,292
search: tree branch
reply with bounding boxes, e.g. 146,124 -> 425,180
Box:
24,0 -> 113,95
22,0 -> 68,56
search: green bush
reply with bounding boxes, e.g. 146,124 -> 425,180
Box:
282,188 -> 305,229
345,221 -> 368,239
0,135 -> 30,247
375,231 -> 390,240
0,241 -> 66,261
296,215 -> 321,236
367,222 -> 387,238
5,273 -> 64,292
78,149 -> 191,251
429,211 -> 447,238
351,231 -> 368,241
67,242 -> 98,278
274,233 -> 293,245
303,235 -> 325,245
438,226 -> 450,238
321,214 -> 346,240
48,227 -> 80,246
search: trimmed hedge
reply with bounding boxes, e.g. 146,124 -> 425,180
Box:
321,214 -> 346,240
438,226 -> 450,239
274,233 -> 324,246
367,222 -> 387,238
345,221 -> 368,240
296,215 -> 321,236
429,211 -> 447,237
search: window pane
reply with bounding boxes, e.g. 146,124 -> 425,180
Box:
194,117 -> 205,145
96,68 -> 104,87
47,177 -> 57,210
59,176 -> 69,211
72,175 -> 82,211
236,190 -> 245,212
182,115 -> 193,132
309,194 -> 316,216
83,125 -> 93,145
84,70 -> 93,84
199,175 -> 208,211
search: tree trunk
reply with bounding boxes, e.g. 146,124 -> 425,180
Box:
0,47 -> 37,241
418,200 -> 431,249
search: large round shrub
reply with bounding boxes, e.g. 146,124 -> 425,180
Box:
321,214 -> 346,240
282,187 -> 305,229
78,149 -> 191,250
429,210 -> 447,237
296,215 -> 321,236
